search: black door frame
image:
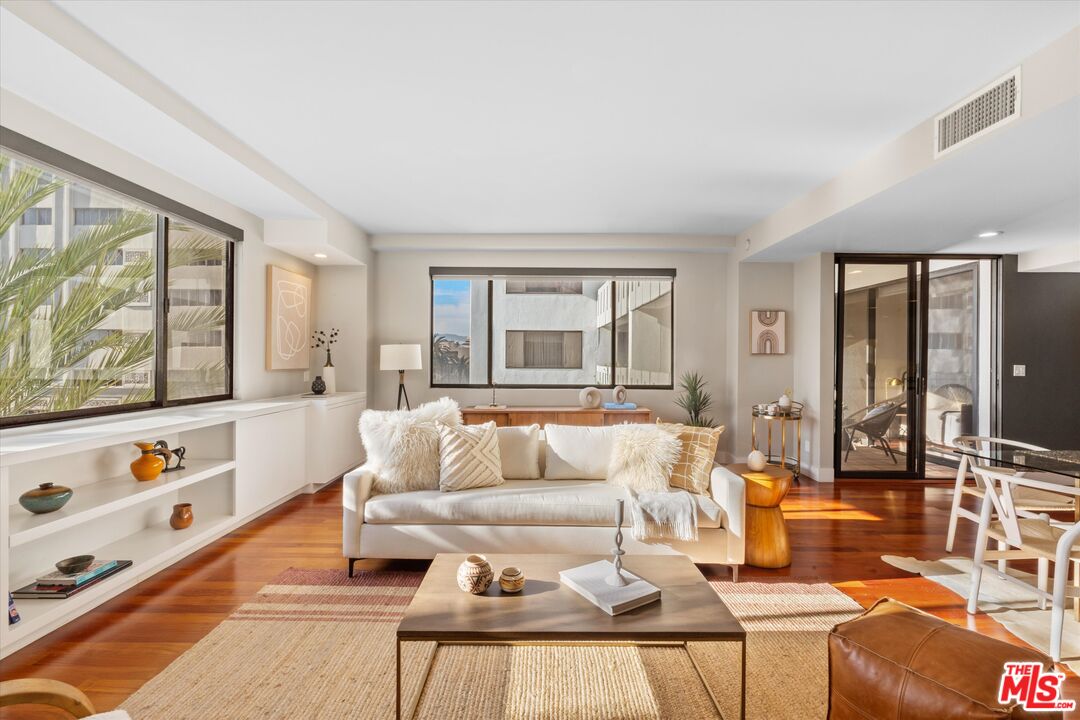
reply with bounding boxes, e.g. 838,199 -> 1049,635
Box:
833,253 -> 1001,480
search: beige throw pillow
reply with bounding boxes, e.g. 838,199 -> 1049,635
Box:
438,421 -> 505,492
359,397 -> 461,494
496,424 -> 541,479
607,424 -> 681,493
658,421 -> 725,496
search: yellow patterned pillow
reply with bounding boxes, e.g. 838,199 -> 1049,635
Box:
657,421 -> 725,495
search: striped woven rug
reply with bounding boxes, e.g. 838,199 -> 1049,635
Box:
120,568 -> 862,719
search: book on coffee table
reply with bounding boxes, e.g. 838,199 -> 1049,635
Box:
559,559 -> 661,615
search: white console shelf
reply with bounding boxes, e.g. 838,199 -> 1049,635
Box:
0,392 -> 365,657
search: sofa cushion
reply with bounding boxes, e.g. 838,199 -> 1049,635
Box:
497,424 -> 541,479
363,478 -> 723,528
607,423 -> 681,493
438,421 -> 504,492
544,424 -> 618,479
659,421 -> 725,496
359,398 -> 461,494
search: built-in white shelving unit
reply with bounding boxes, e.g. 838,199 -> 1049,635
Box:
0,392 -> 365,657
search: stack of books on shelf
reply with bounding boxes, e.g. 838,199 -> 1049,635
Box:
13,560 -> 133,599
559,559 -> 660,615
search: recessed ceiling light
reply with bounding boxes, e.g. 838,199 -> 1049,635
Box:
977,231 -> 1003,238
313,252 -> 328,259
850,269 -> 863,275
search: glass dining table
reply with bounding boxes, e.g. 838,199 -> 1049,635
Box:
953,447 -> 1080,519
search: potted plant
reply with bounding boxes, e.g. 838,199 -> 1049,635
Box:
674,372 -> 717,427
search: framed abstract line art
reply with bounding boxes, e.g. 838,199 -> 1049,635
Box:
266,265 -> 312,370
750,310 -> 786,355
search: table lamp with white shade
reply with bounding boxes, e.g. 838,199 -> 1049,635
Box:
381,344 -> 423,410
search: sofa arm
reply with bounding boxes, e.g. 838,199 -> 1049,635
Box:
342,464 -> 377,558
710,464 -> 745,565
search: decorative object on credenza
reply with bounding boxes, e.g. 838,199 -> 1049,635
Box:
266,265 -> 312,371
55,555 -> 95,575
311,375 -> 326,395
170,503 -> 194,530
381,343 -> 423,410
613,385 -> 627,404
456,554 -> 494,594
7,592 -> 18,625
747,449 -> 767,472
154,440 -> 186,472
18,482 -> 73,514
130,441 -> 167,481
499,566 -> 525,593
750,309 -> 786,355
674,371 -> 716,427
607,498 -> 628,587
311,327 -> 340,393
578,386 -> 602,409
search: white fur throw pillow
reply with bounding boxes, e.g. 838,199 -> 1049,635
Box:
359,397 -> 461,494
607,424 -> 682,493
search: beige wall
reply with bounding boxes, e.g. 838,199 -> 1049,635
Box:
370,246 -> 730,440
793,253 -> 835,481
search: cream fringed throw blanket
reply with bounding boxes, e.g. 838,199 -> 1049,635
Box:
627,489 -> 699,542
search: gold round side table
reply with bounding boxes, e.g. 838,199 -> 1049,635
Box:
751,402 -> 802,479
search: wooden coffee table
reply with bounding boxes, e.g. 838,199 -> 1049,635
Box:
396,553 -> 746,719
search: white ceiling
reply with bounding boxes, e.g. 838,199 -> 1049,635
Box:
17,0 -> 1073,235
752,97 -> 1080,260
0,8 -> 318,220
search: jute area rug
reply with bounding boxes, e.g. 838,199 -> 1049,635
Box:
884,555 -> 1080,673
120,569 -> 862,719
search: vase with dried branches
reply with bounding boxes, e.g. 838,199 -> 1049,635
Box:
310,328 -> 340,393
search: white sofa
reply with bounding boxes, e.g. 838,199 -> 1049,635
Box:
342,426 -> 746,578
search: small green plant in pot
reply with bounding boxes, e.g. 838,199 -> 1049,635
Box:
674,372 -> 717,427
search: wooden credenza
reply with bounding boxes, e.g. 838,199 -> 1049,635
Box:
461,406 -> 652,428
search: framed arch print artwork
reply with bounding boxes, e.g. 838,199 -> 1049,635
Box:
266,265 -> 312,370
750,310 -> 786,354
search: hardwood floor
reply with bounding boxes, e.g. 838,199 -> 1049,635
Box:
2,477 -> 1077,717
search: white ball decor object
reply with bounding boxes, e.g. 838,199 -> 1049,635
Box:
613,385 -> 628,404
747,450 -> 768,472
579,386 -> 602,408
778,390 -> 792,411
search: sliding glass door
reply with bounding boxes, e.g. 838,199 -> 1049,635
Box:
834,256 -> 998,479
835,259 -> 922,478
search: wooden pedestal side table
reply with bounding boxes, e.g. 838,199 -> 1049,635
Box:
732,463 -> 794,569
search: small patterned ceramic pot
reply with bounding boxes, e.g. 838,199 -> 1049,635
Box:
457,554 -> 494,594
499,566 -> 525,593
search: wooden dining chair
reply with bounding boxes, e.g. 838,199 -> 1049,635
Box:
0,678 -> 130,719
966,464 -> 1080,662
946,435 -> 1074,553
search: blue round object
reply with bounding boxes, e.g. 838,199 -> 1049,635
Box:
18,482 -> 73,514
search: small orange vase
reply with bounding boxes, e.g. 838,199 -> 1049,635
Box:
130,442 -> 166,481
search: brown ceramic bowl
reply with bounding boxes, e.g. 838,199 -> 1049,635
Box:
56,555 -> 95,574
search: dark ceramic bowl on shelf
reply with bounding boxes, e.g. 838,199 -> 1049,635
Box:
55,555 -> 95,574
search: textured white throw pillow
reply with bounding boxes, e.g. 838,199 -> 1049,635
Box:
543,424 -> 618,480
496,424 -> 541,479
607,424 -> 682,493
359,397 -> 461,494
438,421 -> 505,492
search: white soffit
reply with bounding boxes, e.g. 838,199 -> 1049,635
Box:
0,7 -> 317,220
752,97 -> 1080,261
50,0 -> 1080,235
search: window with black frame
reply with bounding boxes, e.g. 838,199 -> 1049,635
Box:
0,137 -> 237,426
430,269 -> 674,388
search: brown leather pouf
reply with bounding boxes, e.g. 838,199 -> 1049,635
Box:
829,598 -> 1064,719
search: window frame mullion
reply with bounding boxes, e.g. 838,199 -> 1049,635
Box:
154,216 -> 169,407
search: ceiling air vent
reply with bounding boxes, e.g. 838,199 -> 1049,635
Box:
934,68 -> 1021,158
